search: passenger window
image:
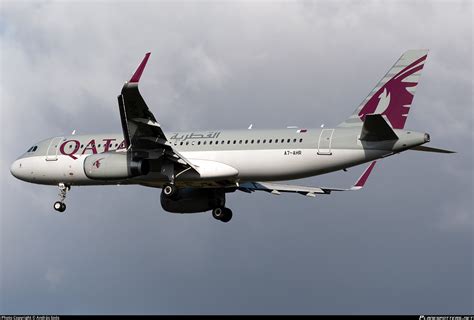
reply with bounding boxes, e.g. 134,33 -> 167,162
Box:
251,140 -> 254,144
281,139 -> 284,143
263,139 -> 266,143
227,141 -> 230,144
198,141 -> 201,145
180,142 -> 183,145
186,142 -> 189,145
269,139 -> 272,143
203,141 -> 207,145
257,140 -> 260,144
210,141 -> 213,145
221,141 -> 225,144
245,140 -> 248,144
69,145 -> 72,148
299,138 -> 303,143
293,139 -> 296,143
233,140 -> 236,144
81,145 -> 84,148
239,140 -> 242,144
115,143 -> 118,147
287,139 -> 290,143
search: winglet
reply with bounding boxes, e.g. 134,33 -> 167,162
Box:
129,52 -> 151,83
351,161 -> 376,190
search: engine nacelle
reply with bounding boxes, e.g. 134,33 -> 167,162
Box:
160,188 -> 225,213
83,153 -> 149,180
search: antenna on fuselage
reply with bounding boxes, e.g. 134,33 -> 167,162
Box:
320,124 -> 325,128
248,124 -> 253,130
71,129 -> 76,135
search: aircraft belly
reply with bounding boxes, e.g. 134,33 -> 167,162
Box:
180,149 -> 385,181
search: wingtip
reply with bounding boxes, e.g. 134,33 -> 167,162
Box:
353,161 -> 377,188
129,52 -> 151,83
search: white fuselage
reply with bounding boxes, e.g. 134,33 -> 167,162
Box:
10,128 -> 426,187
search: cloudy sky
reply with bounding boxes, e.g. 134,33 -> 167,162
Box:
1,0 -> 472,314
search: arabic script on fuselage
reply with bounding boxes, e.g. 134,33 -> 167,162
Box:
169,131 -> 221,142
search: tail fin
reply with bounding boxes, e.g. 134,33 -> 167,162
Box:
338,50 -> 429,129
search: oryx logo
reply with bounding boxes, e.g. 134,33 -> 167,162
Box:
92,158 -> 105,169
359,54 -> 427,129
373,88 -> 391,114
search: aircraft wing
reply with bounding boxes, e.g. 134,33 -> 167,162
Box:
239,161 -> 376,197
117,53 -> 200,171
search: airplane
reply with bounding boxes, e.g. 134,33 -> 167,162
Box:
10,50 -> 454,222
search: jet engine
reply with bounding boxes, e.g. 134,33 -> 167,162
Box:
160,188 -> 225,213
83,153 -> 149,180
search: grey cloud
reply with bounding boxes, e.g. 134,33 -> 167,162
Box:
1,0 -> 472,314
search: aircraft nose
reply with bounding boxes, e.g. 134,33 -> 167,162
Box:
10,159 -> 23,179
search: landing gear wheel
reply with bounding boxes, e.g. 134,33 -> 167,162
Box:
53,183 -> 69,213
212,207 -> 233,223
54,201 -> 66,212
212,207 -> 225,220
220,208 -> 233,223
162,183 -> 178,198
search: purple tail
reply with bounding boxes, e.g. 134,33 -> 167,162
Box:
338,50 -> 429,129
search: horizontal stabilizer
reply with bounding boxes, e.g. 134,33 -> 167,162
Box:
360,114 -> 398,141
410,145 -> 456,153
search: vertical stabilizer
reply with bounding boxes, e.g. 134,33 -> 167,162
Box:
338,50 -> 428,129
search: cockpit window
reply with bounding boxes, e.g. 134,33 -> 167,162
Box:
27,146 -> 38,153
32,146 -> 38,152
27,147 -> 34,152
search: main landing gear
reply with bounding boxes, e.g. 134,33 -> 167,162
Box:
161,182 -> 233,223
212,207 -> 233,223
162,183 -> 178,198
53,183 -> 70,213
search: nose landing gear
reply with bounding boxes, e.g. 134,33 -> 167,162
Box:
53,201 -> 66,212
53,183 -> 70,213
